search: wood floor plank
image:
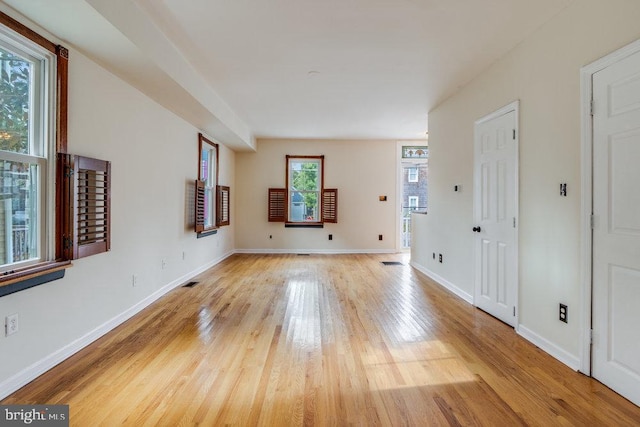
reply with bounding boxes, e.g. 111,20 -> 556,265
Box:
3,253 -> 640,426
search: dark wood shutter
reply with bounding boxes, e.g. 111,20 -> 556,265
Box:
216,185 -> 230,226
74,156 -> 111,259
56,153 -> 74,260
57,154 -> 111,260
322,188 -> 338,223
195,180 -> 206,233
268,188 -> 287,222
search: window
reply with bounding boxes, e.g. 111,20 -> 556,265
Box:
268,155 -> 337,225
0,13 -> 111,294
408,196 -> 419,210
407,167 -> 418,182
0,12 -> 69,281
194,133 -> 230,235
0,27 -> 51,271
287,156 -> 322,222
195,133 -> 218,234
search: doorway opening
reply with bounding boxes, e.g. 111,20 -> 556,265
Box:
399,146 -> 428,249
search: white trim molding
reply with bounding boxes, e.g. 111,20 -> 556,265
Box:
518,326 -> 581,372
410,261 -> 473,304
234,249 -> 398,254
579,37 -> 640,376
0,251 -> 234,400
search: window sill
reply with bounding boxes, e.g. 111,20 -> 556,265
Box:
197,229 -> 218,238
285,223 -> 324,228
0,261 -> 72,297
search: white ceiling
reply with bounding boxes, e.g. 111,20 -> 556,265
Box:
2,0 -> 574,148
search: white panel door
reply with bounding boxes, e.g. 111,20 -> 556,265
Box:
592,48 -> 640,406
473,106 -> 518,326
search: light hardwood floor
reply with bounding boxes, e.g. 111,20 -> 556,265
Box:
3,254 -> 639,426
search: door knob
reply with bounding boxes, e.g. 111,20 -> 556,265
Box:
473,226 -> 482,232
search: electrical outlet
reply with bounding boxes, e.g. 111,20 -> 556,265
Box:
161,258 -> 167,269
182,251 -> 186,261
328,234 -> 333,241
379,234 -> 383,241
559,303 -> 568,323
433,252 -> 436,259
5,313 -> 18,336
132,275 -> 138,287
560,183 -> 567,197
439,254 -> 443,263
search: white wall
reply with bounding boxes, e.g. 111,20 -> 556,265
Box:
236,139 -> 397,252
0,45 -> 235,397
412,0 -> 640,367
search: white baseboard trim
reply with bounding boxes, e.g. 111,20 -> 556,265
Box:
234,249 -> 398,254
517,325 -> 581,371
0,250 -> 234,400
410,261 -> 581,372
410,261 -> 473,304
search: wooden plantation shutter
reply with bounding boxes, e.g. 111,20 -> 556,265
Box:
57,154 -> 111,260
216,185 -> 230,226
268,188 -> 286,222
75,156 -> 111,258
195,180 -> 206,233
322,188 -> 338,223
57,153 -> 74,260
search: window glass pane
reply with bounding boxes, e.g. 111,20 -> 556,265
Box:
0,159 -> 39,266
204,188 -> 214,228
200,145 -> 216,227
289,159 -> 320,222
0,46 -> 31,155
203,147 -> 215,187
290,190 -> 318,221
200,146 -> 214,186
290,160 -> 319,191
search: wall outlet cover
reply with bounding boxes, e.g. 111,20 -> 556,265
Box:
559,303 -> 568,323
5,313 -> 19,336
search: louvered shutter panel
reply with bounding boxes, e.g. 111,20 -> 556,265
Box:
216,185 -> 230,226
268,188 -> 286,222
322,188 -> 338,223
56,153 -> 75,260
74,156 -> 111,259
195,180 -> 206,232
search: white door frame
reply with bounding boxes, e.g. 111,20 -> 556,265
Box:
396,140 -> 428,251
579,38 -> 640,376
473,100 -> 520,329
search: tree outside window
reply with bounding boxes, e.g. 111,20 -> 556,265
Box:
287,156 -> 322,222
0,40 -> 46,268
0,48 -> 30,154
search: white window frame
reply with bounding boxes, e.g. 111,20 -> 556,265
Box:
0,25 -> 56,272
408,167 -> 418,182
198,133 -> 218,232
408,196 -> 419,209
286,155 -> 323,223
